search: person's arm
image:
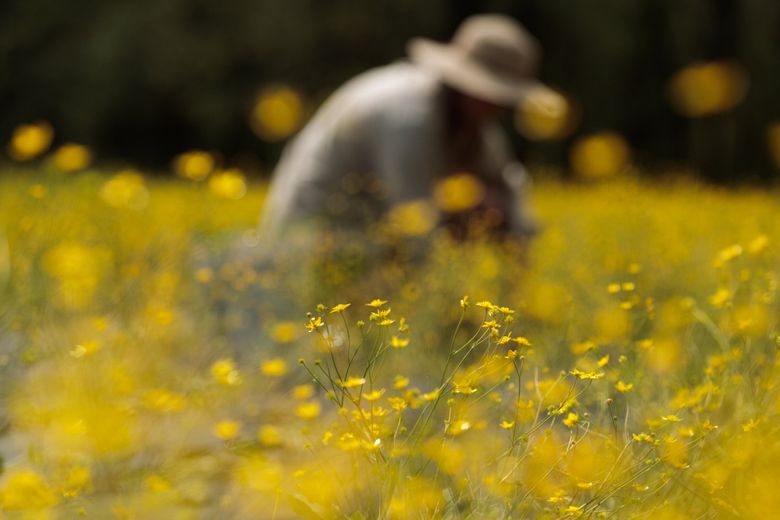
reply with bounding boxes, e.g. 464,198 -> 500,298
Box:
478,123 -> 539,240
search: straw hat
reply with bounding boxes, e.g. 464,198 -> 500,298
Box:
408,14 -> 545,107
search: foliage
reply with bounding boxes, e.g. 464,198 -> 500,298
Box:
0,167 -> 778,518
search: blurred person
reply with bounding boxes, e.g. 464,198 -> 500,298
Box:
208,15 -> 549,349
259,14 -> 544,250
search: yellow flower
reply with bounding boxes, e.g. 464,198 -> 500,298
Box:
8,121 -> 53,161
388,397 -> 407,411
569,369 -> 605,380
615,381 -> 634,393
260,358 -> 288,377
340,376 -> 366,388
250,85 -> 305,142
597,355 -> 610,367
476,300 -> 496,312
482,319 -> 499,329
513,336 -> 532,347
214,420 -> 242,440
296,401 -> 321,419
632,432 -> 658,445
499,420 -> 515,429
370,308 -> 392,321
330,302 -> 351,314
447,419 -> 472,436
292,384 -> 314,400
742,418 -> 760,432
460,295 -> 470,308
379,318 -> 395,326
54,143 -> 92,172
364,389 -> 385,401
211,358 -> 241,386
270,321 -> 299,343
258,425 -> 283,447
305,316 -> 324,332
433,172 -> 485,213
173,150 -> 214,181
393,375 -> 409,389
390,336 -> 409,349
421,389 -> 440,401
397,317 -> 409,333
453,383 -> 477,395
563,412 -> 579,428
366,299 -> 387,308
0,469 -> 59,510
209,168 -> 247,200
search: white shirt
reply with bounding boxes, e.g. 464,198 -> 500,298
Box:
259,61 -> 536,242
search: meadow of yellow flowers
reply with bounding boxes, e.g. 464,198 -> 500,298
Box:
0,147 -> 778,519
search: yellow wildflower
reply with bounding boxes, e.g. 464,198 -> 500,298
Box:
211,358 -> 242,386
260,358 -> 288,377
390,336 -> 409,348
305,316 -> 324,332
296,401 -> 321,419
364,389 -> 385,401
421,389 -> 440,401
394,375 -> 409,389
482,319 -> 499,329
563,412 -> 579,428
330,302 -> 351,313
569,369 -> 605,380
340,376 -> 366,388
214,420 -> 241,440
388,397 -> 407,411
398,317 -> 409,333
292,384 -> 314,400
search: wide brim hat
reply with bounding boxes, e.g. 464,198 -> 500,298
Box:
408,14 -> 546,107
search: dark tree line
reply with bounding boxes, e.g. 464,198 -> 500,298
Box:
1,0 -> 778,182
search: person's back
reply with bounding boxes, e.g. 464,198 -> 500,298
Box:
260,61 -> 446,240
260,14 -> 546,249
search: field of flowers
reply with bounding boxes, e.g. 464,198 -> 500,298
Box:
0,164 -> 778,519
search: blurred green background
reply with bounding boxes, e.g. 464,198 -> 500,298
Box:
1,0 -> 779,182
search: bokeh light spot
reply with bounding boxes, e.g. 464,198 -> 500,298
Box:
668,61 -> 748,118
100,169 -> 150,209
249,85 -> 305,142
384,200 -> 438,237
433,172 -> 485,213
173,150 -> 215,181
570,132 -> 631,180
208,168 -> 247,200
515,87 -> 576,141
7,121 -> 53,161
53,143 -> 92,172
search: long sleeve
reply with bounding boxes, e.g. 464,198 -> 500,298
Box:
478,123 -> 539,239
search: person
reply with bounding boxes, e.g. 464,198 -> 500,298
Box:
259,14 -> 545,249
